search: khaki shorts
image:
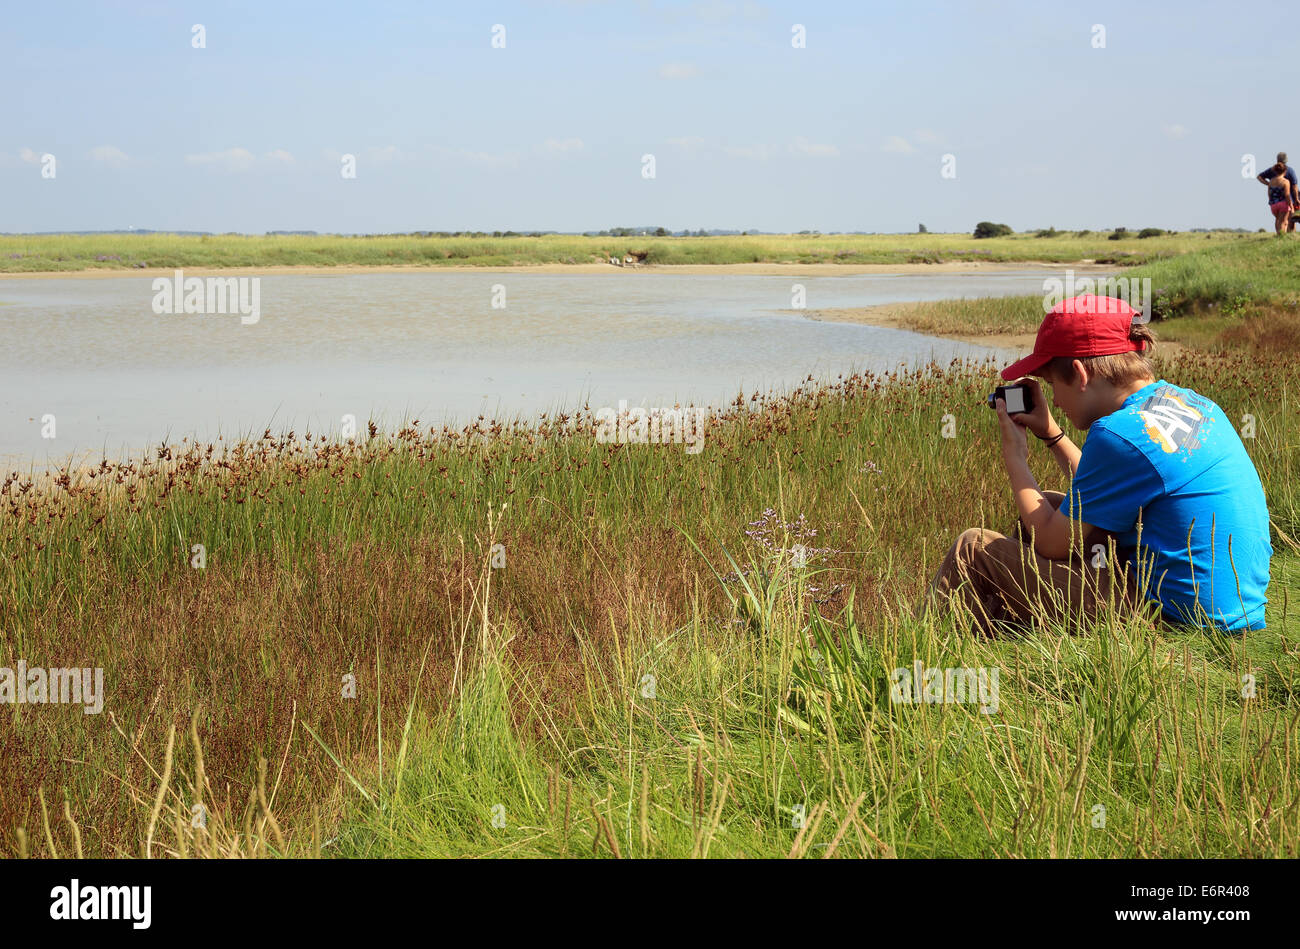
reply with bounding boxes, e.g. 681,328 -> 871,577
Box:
923,490 -> 1156,634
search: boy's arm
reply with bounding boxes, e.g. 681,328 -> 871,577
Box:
1040,417 -> 1083,478
1006,454 -> 1093,560
996,401 -> 1092,560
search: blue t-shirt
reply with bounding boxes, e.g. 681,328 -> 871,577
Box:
1067,380 -> 1272,632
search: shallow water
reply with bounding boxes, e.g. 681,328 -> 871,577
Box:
0,270 -> 1057,467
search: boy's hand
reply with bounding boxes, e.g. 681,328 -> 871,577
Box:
1005,376 -> 1055,438
994,397 -> 1030,466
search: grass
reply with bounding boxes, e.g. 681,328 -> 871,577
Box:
0,230 -> 1270,273
2,241 -> 1298,859
844,235 -> 1300,341
1130,234 -> 1300,313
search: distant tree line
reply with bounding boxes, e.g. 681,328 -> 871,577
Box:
973,222 -> 1177,240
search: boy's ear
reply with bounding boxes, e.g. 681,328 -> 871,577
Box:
1072,358 -> 1092,388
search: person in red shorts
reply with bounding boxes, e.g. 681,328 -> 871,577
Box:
1257,153 -> 1298,234
1265,171 -> 1296,234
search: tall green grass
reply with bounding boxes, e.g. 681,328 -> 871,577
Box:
821,237 -> 1300,341
1126,235 -> 1300,313
326,546 -> 1298,858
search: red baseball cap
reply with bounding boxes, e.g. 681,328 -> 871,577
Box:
1001,294 -> 1147,380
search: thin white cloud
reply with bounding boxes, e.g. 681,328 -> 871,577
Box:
692,1 -> 768,22
429,145 -> 521,167
185,147 -> 256,172
19,147 -> 40,164
541,137 -> 585,154
659,62 -> 699,80
265,149 -> 295,164
882,136 -> 915,154
668,137 -> 837,160
723,143 -> 775,160
88,145 -> 130,167
913,129 -> 941,145
1162,124 -> 1189,139
790,137 -> 839,158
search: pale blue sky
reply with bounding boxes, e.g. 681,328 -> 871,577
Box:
0,0 -> 1288,233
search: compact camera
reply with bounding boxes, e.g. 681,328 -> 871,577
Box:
987,383 -> 1033,415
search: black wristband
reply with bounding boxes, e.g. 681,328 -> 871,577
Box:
1039,430 -> 1066,447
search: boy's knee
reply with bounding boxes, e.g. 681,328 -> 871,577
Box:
952,528 -> 1004,574
956,527 -> 995,553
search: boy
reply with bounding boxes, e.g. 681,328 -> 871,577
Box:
924,294 -> 1272,634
